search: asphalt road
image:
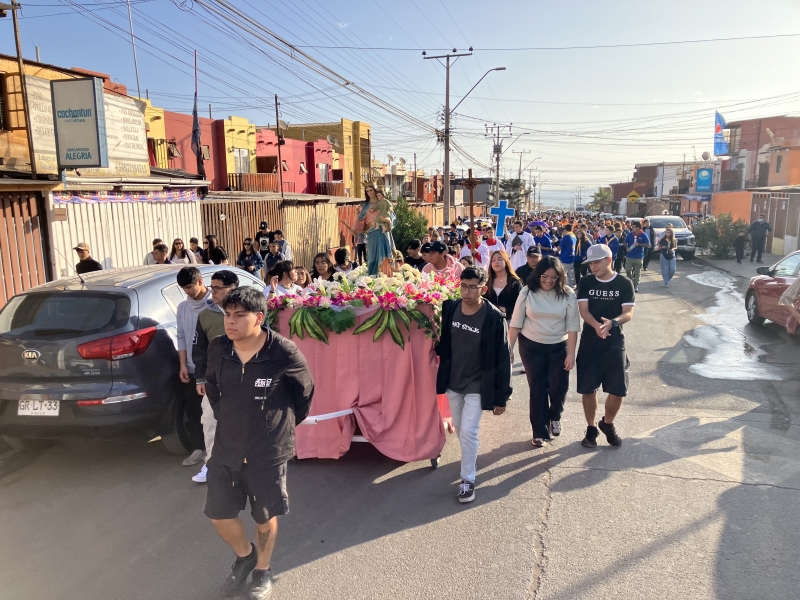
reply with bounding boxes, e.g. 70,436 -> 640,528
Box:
1,260 -> 798,600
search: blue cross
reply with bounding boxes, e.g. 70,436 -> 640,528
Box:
490,200 -> 516,239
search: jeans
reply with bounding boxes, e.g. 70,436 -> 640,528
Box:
574,259 -> 589,288
356,243 -> 367,266
446,389 -> 483,484
563,262 -> 576,287
626,258 -> 643,287
750,237 -> 766,262
660,254 -> 677,285
643,247 -> 654,269
179,377 -> 205,452
518,336 -> 568,439
201,395 -> 216,461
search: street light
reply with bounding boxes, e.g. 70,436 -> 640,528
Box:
423,50 -> 505,224
450,67 -> 506,114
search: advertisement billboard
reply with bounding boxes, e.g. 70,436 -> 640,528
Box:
50,78 -> 108,169
696,168 -> 713,192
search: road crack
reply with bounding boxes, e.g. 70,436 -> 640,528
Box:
529,466 -> 553,599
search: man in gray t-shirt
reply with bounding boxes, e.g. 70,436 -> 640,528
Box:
448,303 -> 487,395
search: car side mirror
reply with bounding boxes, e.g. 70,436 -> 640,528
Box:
756,266 -> 771,275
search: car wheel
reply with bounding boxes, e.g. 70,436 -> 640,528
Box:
160,401 -> 192,455
682,251 -> 695,260
746,291 -> 766,326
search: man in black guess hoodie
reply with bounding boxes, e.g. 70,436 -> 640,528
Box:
204,287 -> 314,600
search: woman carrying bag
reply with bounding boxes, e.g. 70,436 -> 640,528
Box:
658,224 -> 678,287
509,256 -> 581,447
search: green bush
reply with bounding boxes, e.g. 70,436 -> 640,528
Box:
692,212 -> 749,258
392,197 -> 428,254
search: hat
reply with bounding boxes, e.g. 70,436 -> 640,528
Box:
421,241 -> 447,253
73,242 -> 90,252
585,243 -> 613,263
260,221 -> 268,229
526,246 -> 541,256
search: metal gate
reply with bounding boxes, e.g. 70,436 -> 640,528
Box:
0,190 -> 50,308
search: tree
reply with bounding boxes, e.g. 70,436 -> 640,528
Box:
392,197 -> 428,254
487,178 -> 531,211
692,212 -> 749,258
590,188 -> 612,211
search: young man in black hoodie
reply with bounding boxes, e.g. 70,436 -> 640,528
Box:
436,266 -> 512,503
204,287 -> 314,599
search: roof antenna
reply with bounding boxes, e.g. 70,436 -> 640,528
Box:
53,245 -> 86,285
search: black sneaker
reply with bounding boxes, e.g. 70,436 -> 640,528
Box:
598,417 -> 623,447
581,425 -> 599,448
222,543 -> 258,597
249,569 -> 274,600
458,480 -> 475,503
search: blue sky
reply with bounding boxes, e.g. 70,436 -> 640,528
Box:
3,0 -> 800,206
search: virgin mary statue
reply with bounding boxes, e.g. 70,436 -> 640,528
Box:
352,184 -> 396,276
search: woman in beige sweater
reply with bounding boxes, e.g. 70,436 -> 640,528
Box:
509,256 -> 581,447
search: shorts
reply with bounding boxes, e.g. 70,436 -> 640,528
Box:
204,461 -> 289,525
576,342 -> 630,397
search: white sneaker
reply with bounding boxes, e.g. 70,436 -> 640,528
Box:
192,464 -> 208,483
182,449 -> 206,466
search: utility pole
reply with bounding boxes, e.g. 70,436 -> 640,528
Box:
275,94 -> 284,199
125,0 -> 142,99
513,149 -> 530,181
485,123 -> 512,206
10,0 -> 37,179
413,152 -> 417,201
423,49 -> 473,225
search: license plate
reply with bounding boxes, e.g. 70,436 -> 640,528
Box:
17,399 -> 60,417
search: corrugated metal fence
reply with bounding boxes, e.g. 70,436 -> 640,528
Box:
0,190 -> 50,307
49,199 -> 203,279
201,198 -> 284,257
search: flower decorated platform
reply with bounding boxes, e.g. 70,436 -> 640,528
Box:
267,265 -> 460,462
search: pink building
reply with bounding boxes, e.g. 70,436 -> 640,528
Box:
255,129 -> 333,194
163,111 -> 217,188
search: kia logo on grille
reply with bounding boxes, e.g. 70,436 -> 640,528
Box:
22,350 -> 40,360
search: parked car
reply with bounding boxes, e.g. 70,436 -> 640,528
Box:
746,251 -> 800,334
0,265 -> 265,453
648,215 -> 697,260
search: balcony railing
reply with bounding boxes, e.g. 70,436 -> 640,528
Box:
316,181 -> 346,197
227,173 -> 295,193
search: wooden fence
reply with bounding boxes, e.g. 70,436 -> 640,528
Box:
0,190 -> 49,308
200,198 -> 284,259
227,173 -> 295,194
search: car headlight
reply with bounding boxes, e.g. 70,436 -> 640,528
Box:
687,235 -> 695,243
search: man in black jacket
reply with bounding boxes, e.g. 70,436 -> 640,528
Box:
749,213 -> 772,263
436,266 -> 512,504
204,287 -> 314,600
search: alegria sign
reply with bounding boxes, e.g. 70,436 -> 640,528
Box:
50,78 -> 109,169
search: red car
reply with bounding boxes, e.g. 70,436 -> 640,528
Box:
746,250 -> 800,334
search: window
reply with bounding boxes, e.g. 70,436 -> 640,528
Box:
0,76 -> 6,131
1,74 -> 25,130
161,284 -> 186,315
201,145 -> 211,160
281,160 -> 289,172
167,140 -> 182,159
776,155 -> 783,173
773,253 -> 800,278
349,171 -> 353,181
233,148 -> 250,173
319,163 -> 329,182
299,162 -> 307,173
347,135 -> 352,144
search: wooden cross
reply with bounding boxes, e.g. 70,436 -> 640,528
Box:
461,168 -> 482,258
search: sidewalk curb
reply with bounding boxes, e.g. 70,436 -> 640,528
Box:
693,256 -> 749,279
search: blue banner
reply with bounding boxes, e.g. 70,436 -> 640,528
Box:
714,111 -> 729,155
696,168 -> 713,192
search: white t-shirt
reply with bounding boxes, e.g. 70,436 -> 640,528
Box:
264,283 -> 302,297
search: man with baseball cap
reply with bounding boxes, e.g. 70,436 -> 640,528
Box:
421,240 -> 464,278
575,243 -> 635,449
254,221 -> 275,260
74,242 -> 103,274
514,246 -> 541,286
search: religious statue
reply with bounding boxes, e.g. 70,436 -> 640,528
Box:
342,184 -> 396,275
